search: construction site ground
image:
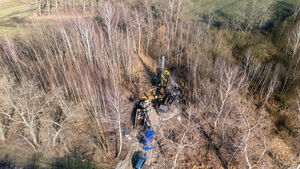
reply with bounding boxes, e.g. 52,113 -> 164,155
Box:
116,54 -> 183,169
116,104 -> 181,169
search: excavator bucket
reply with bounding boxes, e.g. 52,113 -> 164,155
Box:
134,102 -> 152,130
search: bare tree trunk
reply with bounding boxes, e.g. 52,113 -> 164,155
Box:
135,10 -> 142,54
168,0 -> 174,21
47,0 -> 51,14
262,69 -> 278,107
29,126 -> 38,146
117,120 -> 122,157
122,7 -> 132,83
53,127 -> 62,146
0,123 -> 5,142
36,0 -> 42,16
72,0 -> 75,10
56,0 -> 59,14
172,138 -> 185,169
83,0 -> 86,12
172,146 -> 181,169
20,134 -> 36,151
145,2 -> 153,55
175,0 -> 182,33
39,0 -> 42,15
64,0 -> 68,12
244,145 -> 252,169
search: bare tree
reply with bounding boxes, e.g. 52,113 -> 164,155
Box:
154,106 -> 197,169
105,76 -> 128,157
233,0 -> 273,33
99,2 -> 117,53
288,23 -> 300,61
48,92 -> 82,147
227,106 -> 269,169
171,110 -> 196,169
214,61 -> 240,127
293,2 -> 300,22
262,69 -> 279,107
168,0 -> 174,21
175,0 -> 183,33
145,1 -> 153,55
122,6 -> 133,82
135,9 -> 143,54
0,80 -> 56,150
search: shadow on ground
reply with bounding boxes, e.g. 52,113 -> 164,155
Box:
0,152 -> 100,169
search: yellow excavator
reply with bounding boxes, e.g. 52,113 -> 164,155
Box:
134,56 -> 182,128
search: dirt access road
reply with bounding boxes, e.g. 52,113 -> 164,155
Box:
116,107 -> 160,169
115,143 -> 137,169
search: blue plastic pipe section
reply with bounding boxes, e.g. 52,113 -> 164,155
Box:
144,130 -> 154,151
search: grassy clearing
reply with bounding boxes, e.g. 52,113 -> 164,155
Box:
191,0 -> 298,14
190,0 -> 298,24
0,0 -> 34,36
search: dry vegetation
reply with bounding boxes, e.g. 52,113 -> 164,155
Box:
0,0 -> 299,168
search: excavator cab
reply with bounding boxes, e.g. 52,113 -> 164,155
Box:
159,70 -> 170,87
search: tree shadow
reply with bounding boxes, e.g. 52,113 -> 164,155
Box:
131,103 -> 138,128
197,122 -> 228,169
0,155 -> 17,169
51,150 -> 97,169
0,153 -> 51,169
137,55 -> 157,86
272,1 -> 294,22
0,10 -> 30,29
51,156 -> 97,169
264,1 -> 295,31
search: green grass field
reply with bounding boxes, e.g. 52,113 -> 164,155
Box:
0,0 -> 34,35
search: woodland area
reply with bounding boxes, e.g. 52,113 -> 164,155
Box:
0,0 -> 299,168
34,0 -> 100,15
